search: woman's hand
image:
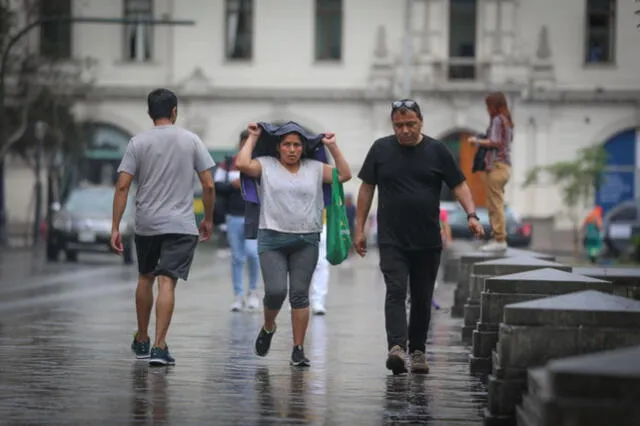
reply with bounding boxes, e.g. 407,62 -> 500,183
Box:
322,132 -> 337,146
248,122 -> 262,137
467,136 -> 478,145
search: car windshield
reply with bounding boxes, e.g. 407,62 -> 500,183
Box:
65,187 -> 117,215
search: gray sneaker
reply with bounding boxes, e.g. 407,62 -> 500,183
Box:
386,345 -> 408,375
410,350 -> 430,374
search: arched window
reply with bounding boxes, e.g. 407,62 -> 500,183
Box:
80,122 -> 133,185
595,128 -> 639,215
439,129 -> 486,205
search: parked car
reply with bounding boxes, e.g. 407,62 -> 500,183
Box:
47,185 -> 135,264
602,199 -> 640,259
447,205 -> 532,247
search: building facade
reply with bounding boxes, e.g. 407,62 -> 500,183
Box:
5,0 -> 640,229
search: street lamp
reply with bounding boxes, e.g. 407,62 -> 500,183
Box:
0,16 -> 196,245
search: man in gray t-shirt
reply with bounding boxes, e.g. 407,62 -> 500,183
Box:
111,88 -> 215,367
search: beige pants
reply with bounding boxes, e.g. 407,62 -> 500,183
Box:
482,162 -> 511,242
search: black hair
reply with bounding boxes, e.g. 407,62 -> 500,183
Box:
147,88 -> 178,121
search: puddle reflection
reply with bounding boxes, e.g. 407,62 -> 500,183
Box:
384,374 -> 431,423
129,362 -> 171,425
255,367 -> 313,423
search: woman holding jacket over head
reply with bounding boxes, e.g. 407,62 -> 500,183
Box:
236,122 -> 351,367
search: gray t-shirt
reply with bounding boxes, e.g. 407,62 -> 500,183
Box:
117,125 -> 215,236
257,156 -> 324,234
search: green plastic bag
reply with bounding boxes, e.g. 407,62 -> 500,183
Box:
326,168 -> 352,265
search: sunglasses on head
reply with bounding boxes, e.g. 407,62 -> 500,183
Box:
391,99 -> 418,109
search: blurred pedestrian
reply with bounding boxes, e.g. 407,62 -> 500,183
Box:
110,88 -> 215,366
310,209 -> 329,315
236,122 -> 351,366
354,99 -> 483,375
468,92 -> 513,252
582,205 -> 603,264
215,130 -> 261,312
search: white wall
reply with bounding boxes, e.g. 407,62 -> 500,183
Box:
7,0 -> 640,230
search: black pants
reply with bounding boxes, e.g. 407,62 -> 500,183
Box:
379,245 -> 441,353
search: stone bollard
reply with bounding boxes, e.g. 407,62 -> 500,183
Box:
573,266 -> 640,301
470,268 -> 611,374
452,249 -> 554,319
516,344 -> 640,426
443,248 -> 459,284
485,290 -> 640,426
452,252 -> 503,318
462,256 -> 567,345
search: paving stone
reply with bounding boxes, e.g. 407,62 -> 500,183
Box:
0,247 -> 488,425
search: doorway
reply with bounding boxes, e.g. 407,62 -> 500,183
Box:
440,131 -> 487,207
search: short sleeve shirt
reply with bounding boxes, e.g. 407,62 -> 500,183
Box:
117,125 -> 215,236
358,135 -> 465,249
256,157 -> 324,234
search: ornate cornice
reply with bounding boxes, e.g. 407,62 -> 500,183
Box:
79,84 -> 640,106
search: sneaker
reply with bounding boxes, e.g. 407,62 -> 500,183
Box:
410,350 -> 430,374
148,345 -> 175,366
246,291 -> 260,310
230,295 -> 244,312
290,345 -> 311,367
131,332 -> 151,359
311,303 -> 326,316
254,325 -> 276,357
386,345 -> 408,375
481,240 -> 508,252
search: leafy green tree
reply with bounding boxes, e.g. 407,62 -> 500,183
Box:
522,145 -> 608,255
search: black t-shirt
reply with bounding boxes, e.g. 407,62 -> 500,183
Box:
358,135 -> 466,250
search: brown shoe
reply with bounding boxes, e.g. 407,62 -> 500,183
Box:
386,345 -> 408,375
410,350 -> 430,374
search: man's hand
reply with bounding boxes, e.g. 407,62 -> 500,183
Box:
110,229 -> 124,255
199,219 -> 213,242
468,218 -> 485,239
231,178 -> 241,189
353,229 -> 367,257
322,132 -> 337,146
247,122 -> 262,137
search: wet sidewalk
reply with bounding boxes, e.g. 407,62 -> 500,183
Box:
0,247 -> 485,425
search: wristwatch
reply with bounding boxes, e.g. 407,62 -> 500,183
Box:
467,212 -> 480,221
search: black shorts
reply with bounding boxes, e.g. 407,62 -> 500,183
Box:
135,234 -> 199,281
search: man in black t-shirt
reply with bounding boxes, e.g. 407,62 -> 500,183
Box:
354,99 -> 484,375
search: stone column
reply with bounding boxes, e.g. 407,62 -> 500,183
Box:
491,0 -> 503,56
420,0 -> 431,55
